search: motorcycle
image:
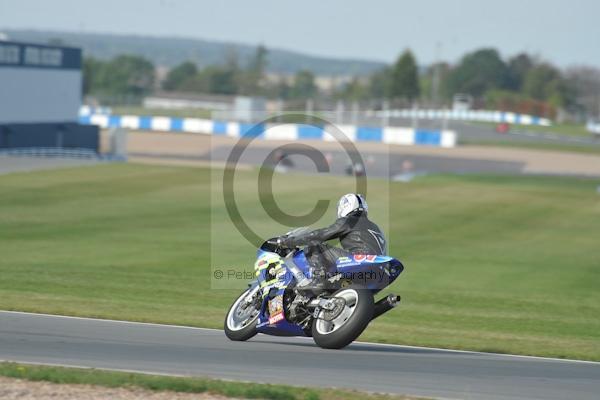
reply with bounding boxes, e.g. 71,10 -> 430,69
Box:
224,228 -> 404,349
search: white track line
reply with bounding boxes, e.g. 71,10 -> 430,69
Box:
0,359 -> 190,378
0,310 -> 221,332
2,310 -> 599,365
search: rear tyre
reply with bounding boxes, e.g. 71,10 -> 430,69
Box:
224,288 -> 259,341
311,288 -> 373,349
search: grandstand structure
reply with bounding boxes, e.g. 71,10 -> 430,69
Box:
0,40 -> 98,152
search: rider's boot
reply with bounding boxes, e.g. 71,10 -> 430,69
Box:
297,267 -> 328,294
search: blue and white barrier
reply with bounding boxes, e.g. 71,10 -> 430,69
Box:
80,114 -> 457,148
375,109 -> 552,127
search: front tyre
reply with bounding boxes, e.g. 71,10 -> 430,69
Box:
312,288 -> 373,349
224,287 -> 259,341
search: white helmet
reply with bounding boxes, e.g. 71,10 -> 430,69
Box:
337,193 -> 368,218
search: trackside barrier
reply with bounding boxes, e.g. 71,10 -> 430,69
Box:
0,147 -> 125,161
80,114 -> 457,148
374,109 -> 552,127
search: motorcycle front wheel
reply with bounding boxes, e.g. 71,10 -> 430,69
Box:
311,287 -> 373,349
224,287 -> 260,341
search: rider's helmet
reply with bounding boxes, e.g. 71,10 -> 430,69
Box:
337,193 -> 368,218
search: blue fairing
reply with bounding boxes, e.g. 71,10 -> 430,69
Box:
334,254 -> 404,293
255,249 -> 310,336
292,250 -> 312,278
254,247 -> 403,336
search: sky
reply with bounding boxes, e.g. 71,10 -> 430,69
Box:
1,0 -> 599,67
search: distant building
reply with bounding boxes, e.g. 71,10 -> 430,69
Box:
0,40 -> 98,151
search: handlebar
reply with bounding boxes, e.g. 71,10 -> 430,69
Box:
267,238 -> 280,246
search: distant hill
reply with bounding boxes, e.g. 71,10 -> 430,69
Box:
3,29 -> 386,76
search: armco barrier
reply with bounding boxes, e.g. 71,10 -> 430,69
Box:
80,114 -> 457,148
375,109 -> 552,127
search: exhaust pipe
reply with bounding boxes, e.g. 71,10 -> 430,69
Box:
372,294 -> 401,320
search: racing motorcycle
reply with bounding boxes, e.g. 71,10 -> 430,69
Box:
224,228 -> 404,349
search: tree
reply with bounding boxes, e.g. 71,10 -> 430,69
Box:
389,50 -> 420,101
445,48 -> 509,98
239,45 -> 268,95
96,55 -> 155,96
336,77 -> 368,101
523,63 -> 562,101
522,63 -> 574,108
565,66 -> 600,118
269,77 -> 291,99
368,67 -> 391,99
162,61 -> 197,91
185,65 -> 238,95
180,48 -> 241,95
290,70 -> 317,99
208,66 -> 238,95
507,53 -> 534,91
82,57 -> 105,95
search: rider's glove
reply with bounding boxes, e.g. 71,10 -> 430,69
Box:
277,236 -> 291,248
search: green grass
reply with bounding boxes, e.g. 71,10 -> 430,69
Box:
461,139 -> 600,155
462,120 -> 600,154
0,363 -> 420,400
511,122 -> 594,138
110,106 -> 212,119
1,164 -> 599,360
470,121 -> 595,138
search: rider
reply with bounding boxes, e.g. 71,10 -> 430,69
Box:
278,193 -> 387,290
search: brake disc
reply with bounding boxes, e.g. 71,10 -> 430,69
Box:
321,298 -> 346,321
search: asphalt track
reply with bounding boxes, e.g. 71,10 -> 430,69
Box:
1,311 -> 599,399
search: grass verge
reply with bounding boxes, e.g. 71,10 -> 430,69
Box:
468,121 -> 595,138
0,164 -> 599,360
461,139 -> 600,155
0,362 -> 421,400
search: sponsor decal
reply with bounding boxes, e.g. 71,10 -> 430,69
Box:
268,312 -> 285,325
352,254 -> 378,263
337,256 -> 353,264
255,255 -> 281,272
268,295 -> 283,315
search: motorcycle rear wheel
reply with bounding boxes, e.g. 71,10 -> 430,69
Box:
311,288 -> 373,349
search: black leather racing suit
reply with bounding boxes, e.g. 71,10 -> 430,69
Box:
283,212 -> 387,280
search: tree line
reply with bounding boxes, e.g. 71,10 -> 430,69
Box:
84,45 -> 600,119
84,45 -> 317,102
